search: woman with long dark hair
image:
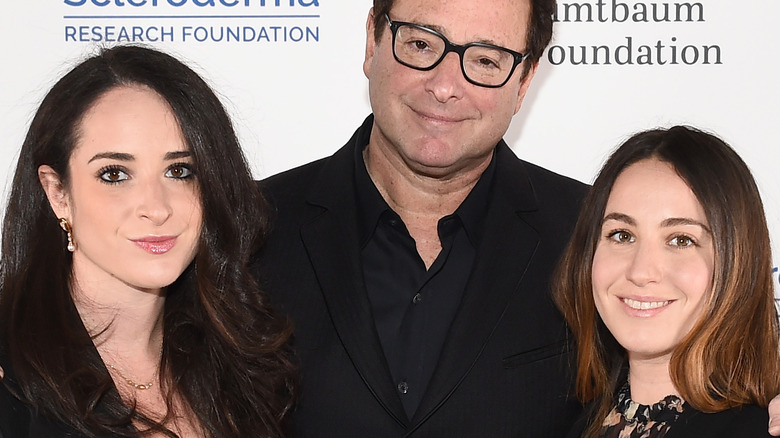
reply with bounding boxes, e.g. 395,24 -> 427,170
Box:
554,126 -> 780,437
0,45 -> 296,437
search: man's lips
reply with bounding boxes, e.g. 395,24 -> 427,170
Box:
131,236 -> 177,254
414,109 -> 467,124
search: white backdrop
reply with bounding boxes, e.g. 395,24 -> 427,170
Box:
1,1 -> 778,293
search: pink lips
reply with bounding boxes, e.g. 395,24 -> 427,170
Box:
132,236 -> 177,254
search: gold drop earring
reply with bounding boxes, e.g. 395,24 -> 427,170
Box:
58,218 -> 75,252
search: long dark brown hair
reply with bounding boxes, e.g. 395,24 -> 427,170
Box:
553,126 -> 780,437
0,45 -> 296,437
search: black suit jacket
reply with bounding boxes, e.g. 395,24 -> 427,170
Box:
256,115 -> 588,437
0,350 -> 89,438
0,383 -> 84,438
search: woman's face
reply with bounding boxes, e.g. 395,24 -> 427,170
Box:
591,158 -> 714,363
41,85 -> 202,296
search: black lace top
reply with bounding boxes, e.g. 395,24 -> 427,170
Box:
601,381 -> 686,438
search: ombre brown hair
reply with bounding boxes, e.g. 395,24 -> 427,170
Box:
370,0 -> 556,77
553,126 -> 780,437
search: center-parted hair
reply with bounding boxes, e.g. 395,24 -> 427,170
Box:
0,45 -> 296,437
552,126 -> 780,438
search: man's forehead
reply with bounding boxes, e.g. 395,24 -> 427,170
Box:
390,0 -> 530,47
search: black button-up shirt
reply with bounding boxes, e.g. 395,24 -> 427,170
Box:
355,143 -> 495,419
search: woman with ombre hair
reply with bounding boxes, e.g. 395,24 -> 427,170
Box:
554,126 -> 780,438
0,45 -> 296,437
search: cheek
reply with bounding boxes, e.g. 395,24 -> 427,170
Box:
177,194 -> 201,221
175,192 -> 203,244
591,245 -> 616,295
495,80 -> 524,111
590,248 -> 612,317
68,184 -> 129,232
668,257 -> 713,304
369,46 -> 403,90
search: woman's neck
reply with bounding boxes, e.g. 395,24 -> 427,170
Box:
71,277 -> 166,374
627,355 -> 680,405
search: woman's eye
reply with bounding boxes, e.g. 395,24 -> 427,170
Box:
669,235 -> 694,248
608,230 -> 634,243
99,167 -> 129,183
166,164 -> 193,179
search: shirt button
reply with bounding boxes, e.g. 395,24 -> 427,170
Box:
412,293 -> 422,304
397,381 -> 409,394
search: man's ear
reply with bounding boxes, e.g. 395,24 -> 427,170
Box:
38,165 -> 71,220
363,8 -> 378,78
514,62 -> 538,114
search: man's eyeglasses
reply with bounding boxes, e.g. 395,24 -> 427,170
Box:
385,14 -> 528,88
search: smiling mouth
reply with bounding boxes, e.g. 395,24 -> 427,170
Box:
133,237 -> 177,255
621,298 -> 671,310
414,109 -> 465,124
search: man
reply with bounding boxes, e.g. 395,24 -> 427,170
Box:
254,0 -> 780,436
257,0 -> 583,435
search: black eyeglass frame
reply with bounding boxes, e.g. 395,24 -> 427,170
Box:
384,14 -> 529,88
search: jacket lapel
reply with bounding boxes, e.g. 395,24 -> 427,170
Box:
411,144 -> 542,425
299,139 -> 408,426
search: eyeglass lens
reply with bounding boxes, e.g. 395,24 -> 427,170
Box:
394,24 -> 517,87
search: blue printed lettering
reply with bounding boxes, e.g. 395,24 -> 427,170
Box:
181,25 -> 318,42
160,26 -> 174,40
65,25 -> 175,42
773,266 -> 779,287
65,26 -> 77,41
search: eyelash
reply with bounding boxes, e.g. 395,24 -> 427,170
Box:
606,229 -> 634,243
96,163 -> 195,185
166,163 -> 195,180
97,165 -> 128,185
667,234 -> 697,248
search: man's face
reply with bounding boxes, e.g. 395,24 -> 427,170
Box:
363,0 -> 536,178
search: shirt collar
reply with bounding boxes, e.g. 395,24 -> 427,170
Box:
354,130 -> 496,248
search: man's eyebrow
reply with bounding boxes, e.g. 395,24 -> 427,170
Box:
88,152 -> 133,164
417,21 -> 505,47
418,21 -> 446,34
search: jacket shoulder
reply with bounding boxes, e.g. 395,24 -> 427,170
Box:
499,154 -> 589,231
671,404 -> 771,437
517,159 -> 589,204
260,157 -> 329,201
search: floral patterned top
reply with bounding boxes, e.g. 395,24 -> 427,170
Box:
600,381 -> 686,438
